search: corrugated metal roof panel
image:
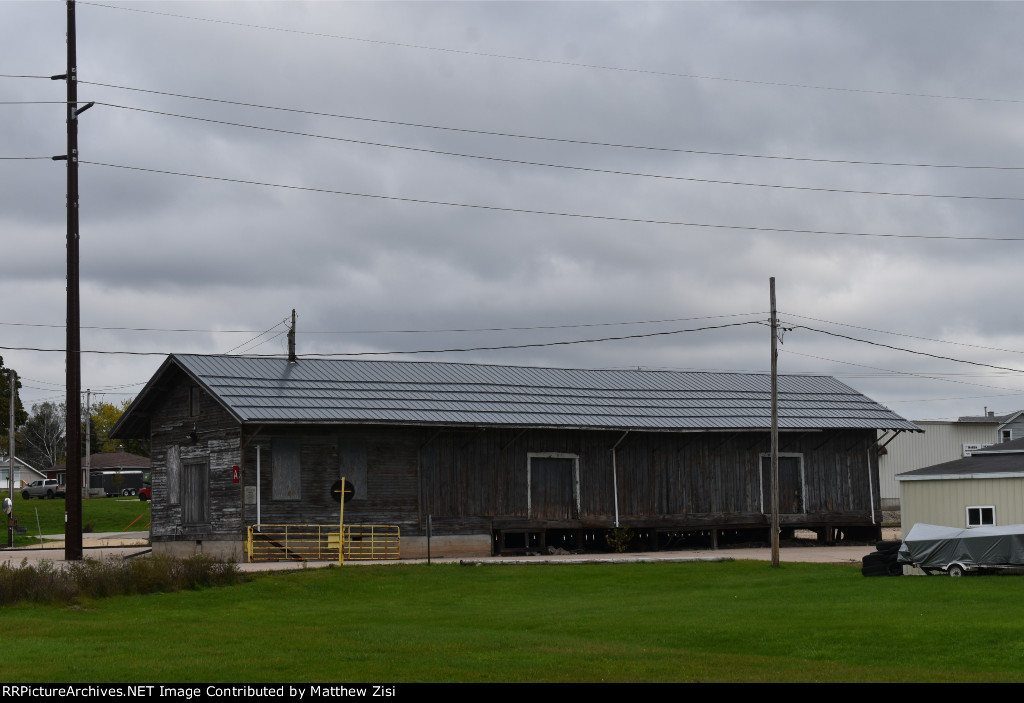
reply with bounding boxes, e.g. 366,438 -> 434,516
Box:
170,355 -> 919,432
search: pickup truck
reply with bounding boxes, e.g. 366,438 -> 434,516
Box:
21,479 -> 66,500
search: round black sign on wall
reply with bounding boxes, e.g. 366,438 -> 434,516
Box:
330,480 -> 356,503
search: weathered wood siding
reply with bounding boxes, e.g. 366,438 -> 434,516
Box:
147,367 -> 242,541
418,427 -> 881,531
142,366 -> 882,541
240,427 -> 423,532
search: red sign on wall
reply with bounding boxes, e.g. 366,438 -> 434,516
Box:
232,465 -> 240,484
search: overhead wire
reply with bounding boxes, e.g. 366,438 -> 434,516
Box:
79,1 -> 1024,105
781,313 -> 1024,356
780,348 -> 1024,395
222,316 -> 289,355
77,82 -> 1024,171
787,325 -> 1024,375
80,160 -> 1024,242
234,328 -> 290,356
93,103 -> 1024,202
0,312 -> 764,335
0,320 -> 764,358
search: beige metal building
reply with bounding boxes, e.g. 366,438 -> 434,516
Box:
897,437 -> 1024,536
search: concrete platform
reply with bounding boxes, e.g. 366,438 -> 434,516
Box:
0,536 -> 889,572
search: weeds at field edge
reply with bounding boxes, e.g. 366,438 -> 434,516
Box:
0,555 -> 248,607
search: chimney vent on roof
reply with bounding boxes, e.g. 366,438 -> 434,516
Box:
288,309 -> 297,364
989,411 -> 995,418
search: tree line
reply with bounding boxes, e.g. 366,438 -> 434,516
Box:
0,356 -> 148,471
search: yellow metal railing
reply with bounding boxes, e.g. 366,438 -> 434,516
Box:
341,524 -> 401,561
246,524 -> 400,563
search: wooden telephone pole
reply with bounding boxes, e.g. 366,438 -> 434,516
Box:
770,277 -> 780,568
63,0 -> 84,560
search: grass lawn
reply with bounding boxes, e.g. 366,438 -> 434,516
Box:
1,493 -> 149,546
3,559 -> 1022,682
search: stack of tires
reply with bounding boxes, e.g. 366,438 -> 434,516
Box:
862,541 -> 903,577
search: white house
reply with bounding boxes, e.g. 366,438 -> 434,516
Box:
0,454 -> 47,492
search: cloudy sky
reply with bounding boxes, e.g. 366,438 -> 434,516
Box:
3,1 -> 1024,422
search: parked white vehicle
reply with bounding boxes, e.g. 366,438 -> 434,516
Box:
21,479 -> 65,500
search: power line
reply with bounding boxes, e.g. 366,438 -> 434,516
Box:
312,313 -> 766,334
80,160 -> 1024,242
0,312 -> 764,335
234,327 -> 288,354
97,103 -> 1024,203
781,312 -> 1024,357
222,317 -> 289,355
79,1 -> 1024,105
781,348 -> 1024,395
791,325 -> 1024,375
0,320 -> 762,359
0,320 -> 288,333
79,81 -> 1024,172
274,321 -> 765,357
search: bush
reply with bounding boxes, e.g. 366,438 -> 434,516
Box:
605,527 -> 635,553
0,555 -> 247,607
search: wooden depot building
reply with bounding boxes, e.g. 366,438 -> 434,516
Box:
111,354 -> 919,559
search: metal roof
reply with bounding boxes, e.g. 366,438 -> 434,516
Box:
897,436 -> 1024,479
117,354 -> 919,434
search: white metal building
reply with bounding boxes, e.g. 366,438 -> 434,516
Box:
878,419 -> 999,511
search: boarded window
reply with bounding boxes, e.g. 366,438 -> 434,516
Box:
181,461 -> 209,524
166,445 -> 181,506
189,387 -> 201,417
338,436 -> 367,500
273,439 -> 301,500
760,455 -> 804,514
528,455 -> 579,520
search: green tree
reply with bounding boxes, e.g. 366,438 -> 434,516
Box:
0,357 -> 27,440
91,399 -> 148,457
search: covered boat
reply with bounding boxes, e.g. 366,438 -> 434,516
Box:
898,523 -> 1024,576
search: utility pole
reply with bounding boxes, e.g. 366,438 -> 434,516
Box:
770,277 -> 780,568
8,370 -> 14,548
63,0 -> 83,560
84,388 -> 90,499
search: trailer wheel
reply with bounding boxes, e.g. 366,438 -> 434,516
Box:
948,564 -> 966,578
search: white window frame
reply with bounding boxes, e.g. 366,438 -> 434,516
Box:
966,505 -> 995,528
526,452 -> 580,519
1001,429 -> 1013,443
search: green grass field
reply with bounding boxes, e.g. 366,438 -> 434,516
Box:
3,559 -> 1022,682
1,493 -> 149,546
